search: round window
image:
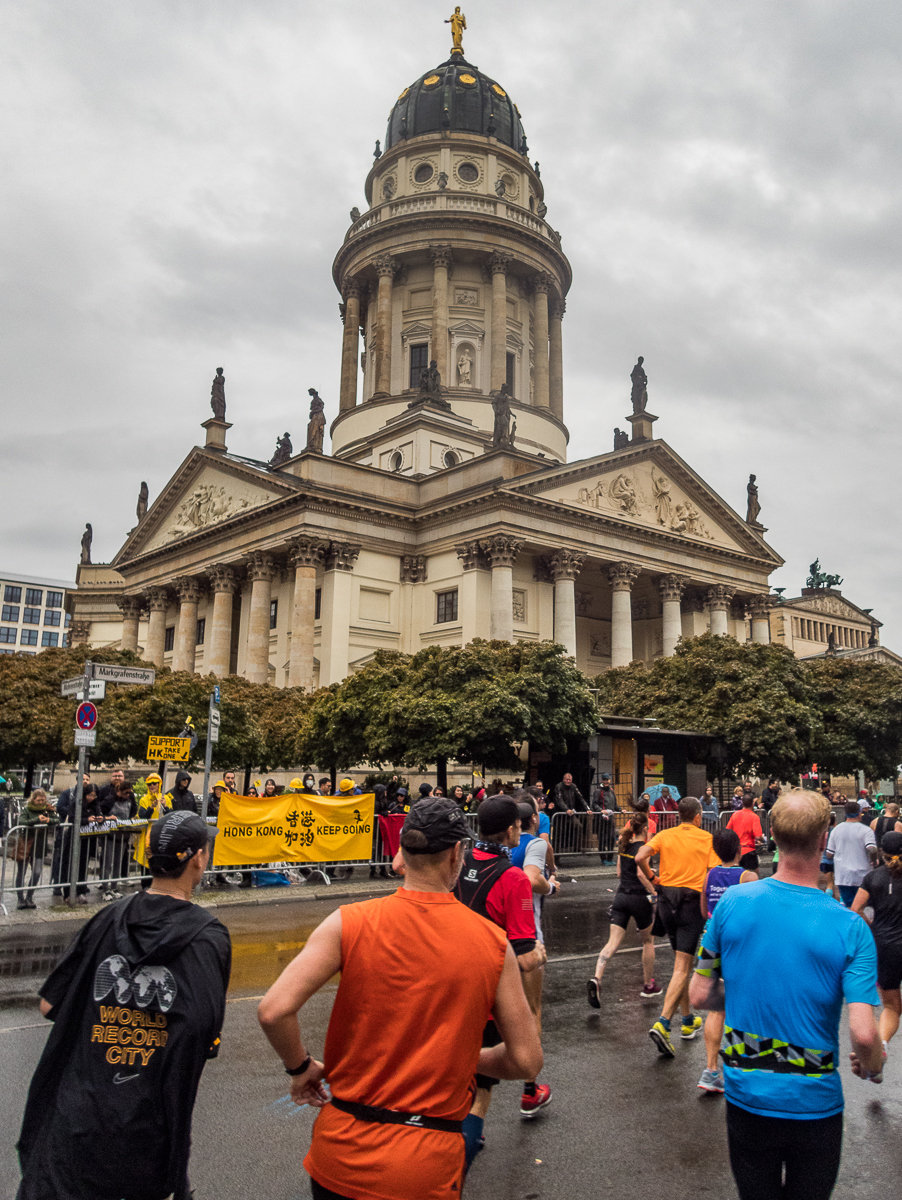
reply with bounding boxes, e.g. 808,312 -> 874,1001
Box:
443,450 -> 459,468
414,163 -> 434,184
457,162 -> 479,183
389,451 -> 403,473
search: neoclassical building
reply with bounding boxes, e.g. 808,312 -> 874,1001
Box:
71,27 -> 784,689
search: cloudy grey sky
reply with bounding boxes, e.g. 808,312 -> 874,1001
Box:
3,1 -> 900,642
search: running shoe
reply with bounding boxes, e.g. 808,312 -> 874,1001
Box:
697,1068 -> 724,1093
520,1084 -> 552,1117
586,978 -> 601,1009
649,1021 -> 676,1058
640,979 -> 662,997
681,1015 -> 703,1040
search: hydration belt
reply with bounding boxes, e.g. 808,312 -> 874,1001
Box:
331,1096 -> 464,1133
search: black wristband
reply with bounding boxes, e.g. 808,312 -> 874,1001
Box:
285,1055 -> 312,1077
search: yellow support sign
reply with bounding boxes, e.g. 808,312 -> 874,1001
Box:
146,735 -> 192,762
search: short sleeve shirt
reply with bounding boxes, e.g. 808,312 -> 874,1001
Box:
727,809 -> 763,854
698,878 -> 878,1119
827,821 -> 877,887
537,812 -> 551,838
645,822 -> 719,892
861,866 -> 902,947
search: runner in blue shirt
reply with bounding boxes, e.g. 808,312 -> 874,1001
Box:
690,790 -> 882,1200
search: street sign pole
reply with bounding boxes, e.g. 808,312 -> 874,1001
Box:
200,693 -> 218,820
68,660 -> 93,903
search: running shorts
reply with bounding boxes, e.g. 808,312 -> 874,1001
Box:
657,886 -> 705,954
475,1018 -> 502,1090
876,943 -> 902,991
610,891 -> 654,930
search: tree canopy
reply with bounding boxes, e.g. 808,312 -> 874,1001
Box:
804,657 -> 902,780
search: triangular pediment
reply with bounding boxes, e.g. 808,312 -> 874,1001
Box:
507,441 -> 782,563
114,450 -> 296,564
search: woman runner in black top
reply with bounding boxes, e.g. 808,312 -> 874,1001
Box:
871,803 -> 902,842
852,831 -> 902,1054
587,812 -> 660,1007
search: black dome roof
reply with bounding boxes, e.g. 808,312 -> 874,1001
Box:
386,57 -> 528,155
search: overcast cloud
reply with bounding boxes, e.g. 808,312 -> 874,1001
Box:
2,1 -> 900,644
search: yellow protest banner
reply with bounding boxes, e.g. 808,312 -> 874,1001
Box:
213,793 -> 376,866
146,735 -> 191,762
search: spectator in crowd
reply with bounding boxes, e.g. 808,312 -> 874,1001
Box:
134,773 -> 171,887
97,769 -> 125,813
449,785 -> 466,809
338,778 -> 362,796
318,778 -> 332,796
827,801 -> 878,907
727,793 -> 766,872
100,780 -> 138,902
548,772 -> 587,816
391,787 -> 411,814
51,774 -> 90,895
206,781 -> 226,818
871,802 -> 902,841
246,784 -> 259,797
262,779 -> 277,797
760,778 -> 781,810
15,791 -> 59,910
418,782 -> 434,801
653,785 -> 680,830
700,786 -> 719,829
222,771 -> 237,793
60,784 -> 102,906
730,785 -> 744,811
592,772 -> 620,865
165,771 -> 199,815
633,792 -> 657,838
433,786 -> 445,798
300,774 -> 317,794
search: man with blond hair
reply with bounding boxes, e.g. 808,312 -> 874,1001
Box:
690,790 -> 883,1200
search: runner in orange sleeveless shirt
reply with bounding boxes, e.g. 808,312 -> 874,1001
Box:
258,798 -> 542,1200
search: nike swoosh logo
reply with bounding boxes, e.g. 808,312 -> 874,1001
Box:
113,1071 -> 141,1085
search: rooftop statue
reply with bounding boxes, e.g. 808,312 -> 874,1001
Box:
445,6 -> 466,55
807,559 -> 844,590
210,367 -> 226,420
80,523 -> 92,565
491,385 -> 514,448
270,432 -> 293,468
306,389 -> 326,453
630,356 -> 648,414
746,473 -> 762,525
136,481 -> 149,522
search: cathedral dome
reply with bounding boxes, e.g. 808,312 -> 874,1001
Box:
386,57 -> 528,155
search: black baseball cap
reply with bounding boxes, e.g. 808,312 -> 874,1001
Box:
149,810 -> 217,866
401,798 -> 469,854
882,831 -> 902,858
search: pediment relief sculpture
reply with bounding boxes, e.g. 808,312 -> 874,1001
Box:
567,462 -> 717,543
167,483 -> 256,539
801,594 -> 864,621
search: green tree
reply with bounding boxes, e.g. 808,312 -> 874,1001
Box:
595,633 -> 821,779
804,657 -> 902,780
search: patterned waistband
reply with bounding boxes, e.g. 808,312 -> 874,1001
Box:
721,1026 -> 835,1077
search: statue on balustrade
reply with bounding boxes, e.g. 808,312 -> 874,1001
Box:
270,432 -> 293,468
80,523 -> 92,565
613,427 -> 629,450
491,385 -> 515,448
630,356 -> 648,414
746,473 -> 762,525
305,389 -> 326,453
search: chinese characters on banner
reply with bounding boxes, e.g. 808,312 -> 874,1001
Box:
213,793 -> 375,865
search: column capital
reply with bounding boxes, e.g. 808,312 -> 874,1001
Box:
341,276 -> 364,301
547,549 -> 584,581
479,535 -> 522,569
706,585 -> 734,610
658,573 -> 687,603
116,595 -> 144,618
531,271 -> 554,295
489,250 -> 511,276
173,576 -> 204,604
373,255 -> 399,279
288,536 -> 330,569
748,594 -> 775,620
429,245 -> 453,270
608,562 -> 640,592
400,554 -> 427,583
208,563 -> 239,594
326,541 -> 360,572
549,297 -> 566,321
246,552 -> 278,584
456,540 -> 483,571
146,586 -> 170,612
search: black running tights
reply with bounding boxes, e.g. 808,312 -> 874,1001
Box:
726,1102 -> 843,1200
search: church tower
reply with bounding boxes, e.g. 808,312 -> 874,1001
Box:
331,22 -> 571,473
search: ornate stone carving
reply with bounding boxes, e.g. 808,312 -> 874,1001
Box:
146,587 -> 170,612
549,297 -> 566,321
456,541 -> 482,571
749,595 -> 774,621
575,591 -> 593,616
381,175 -> 396,200
479,535 -> 522,569
429,245 -> 453,270
305,389 -> 326,453
670,500 -> 712,540
454,289 -> 478,306
590,629 -> 611,658
400,555 -> 427,583
531,272 -> 553,294
210,367 -> 226,420
806,559 -> 843,590
547,549 -> 584,581
512,589 -> 527,623
456,348 -> 473,385
802,594 -> 856,618
270,432 -> 293,468
746,474 -> 762,526
682,590 -> 706,614
342,277 -> 364,301
373,254 -> 399,279
488,250 -> 510,276
610,473 -> 640,516
288,538 -> 329,570
608,563 -> 640,592
69,619 -> 91,645
577,480 -> 605,508
80,524 -> 92,564
167,483 -> 255,539
116,596 -> 143,619
659,574 -> 687,603
651,467 -> 674,526
246,553 -> 278,585
613,428 -> 629,450
706,586 -> 734,611
326,542 -> 360,572
730,600 -> 749,622
630,356 -> 648,414
173,576 -> 204,604
208,564 -> 239,594
491,386 -> 515,447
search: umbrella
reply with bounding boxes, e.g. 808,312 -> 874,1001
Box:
645,783 -> 682,804
0,776 -> 6,784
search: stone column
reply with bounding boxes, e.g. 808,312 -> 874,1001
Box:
659,574 -> 686,657
117,596 -> 142,654
172,577 -> 203,674
548,297 -> 565,421
532,273 -> 552,408
339,278 -> 362,412
479,535 -> 523,641
548,549 -> 583,658
608,563 -> 640,667
707,586 -> 733,637
288,537 -> 329,689
319,542 -> 360,684
430,246 -> 452,386
145,588 -> 169,666
372,255 -> 398,398
244,553 -> 278,685
749,596 -> 772,644
489,251 -> 510,392
206,565 -> 238,677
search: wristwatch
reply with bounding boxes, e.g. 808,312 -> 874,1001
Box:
285,1055 -> 312,1077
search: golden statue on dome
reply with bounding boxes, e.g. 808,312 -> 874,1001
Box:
445,7 -> 466,55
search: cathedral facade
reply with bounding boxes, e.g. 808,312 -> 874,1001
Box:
71,30 -> 783,690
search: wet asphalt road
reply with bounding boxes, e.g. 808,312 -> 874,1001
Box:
2,879 -> 901,1200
